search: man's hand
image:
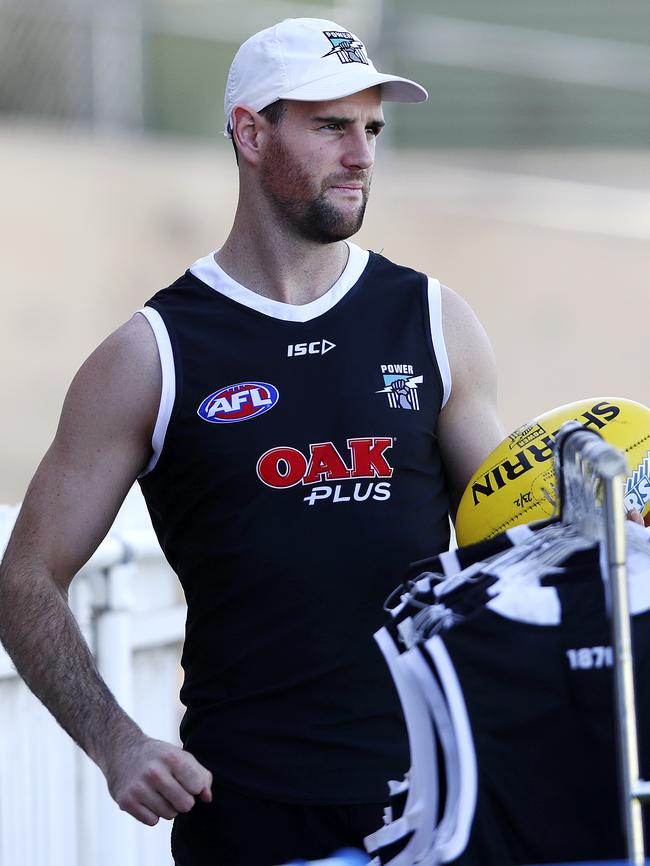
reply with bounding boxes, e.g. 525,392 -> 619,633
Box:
104,735 -> 213,826
627,508 -> 649,528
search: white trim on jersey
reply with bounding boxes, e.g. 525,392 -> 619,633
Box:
424,637 -> 478,864
427,279 -> 452,410
188,242 -> 370,323
137,307 -> 175,476
507,523 -> 537,545
437,546 -> 461,578
369,629 -> 477,866
484,553 -> 650,625
368,629 -> 441,864
385,776 -> 410,824
364,805 -> 425,858
402,647 -> 463,862
487,584 -> 562,625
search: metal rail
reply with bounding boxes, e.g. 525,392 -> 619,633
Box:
556,422 -> 648,865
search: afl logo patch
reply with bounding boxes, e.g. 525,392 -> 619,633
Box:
198,382 -> 279,424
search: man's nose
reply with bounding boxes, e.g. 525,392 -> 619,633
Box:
342,128 -> 375,171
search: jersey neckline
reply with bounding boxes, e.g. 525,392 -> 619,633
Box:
188,241 -> 370,323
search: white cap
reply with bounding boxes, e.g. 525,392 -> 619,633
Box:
224,17 -> 428,137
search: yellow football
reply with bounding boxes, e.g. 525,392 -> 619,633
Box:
455,397 -> 650,547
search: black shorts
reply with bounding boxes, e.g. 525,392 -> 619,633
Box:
171,784 -> 383,866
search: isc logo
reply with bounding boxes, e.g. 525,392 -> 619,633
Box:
197,382 -> 279,424
287,340 -> 336,357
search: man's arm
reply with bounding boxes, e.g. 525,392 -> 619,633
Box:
436,290 -> 648,529
0,313 -> 212,825
437,286 -> 505,517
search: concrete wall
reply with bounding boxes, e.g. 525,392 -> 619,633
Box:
1,122 -> 648,502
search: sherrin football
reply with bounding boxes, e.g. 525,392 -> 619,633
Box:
455,397 -> 650,547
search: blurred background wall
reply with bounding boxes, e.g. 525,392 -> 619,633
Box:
1,0 -> 649,502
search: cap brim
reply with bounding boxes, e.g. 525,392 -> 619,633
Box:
278,69 -> 428,105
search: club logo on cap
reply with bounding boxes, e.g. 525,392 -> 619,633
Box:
322,31 -> 369,65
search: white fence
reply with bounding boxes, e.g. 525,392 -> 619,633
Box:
0,488 -> 185,866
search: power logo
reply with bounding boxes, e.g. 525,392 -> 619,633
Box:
322,31 -> 369,65
257,437 -> 394,506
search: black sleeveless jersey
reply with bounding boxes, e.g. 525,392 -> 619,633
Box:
137,243 -> 451,802
370,523 -> 650,865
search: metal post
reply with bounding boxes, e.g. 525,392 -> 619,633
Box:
93,560 -> 138,866
557,423 -> 648,865
91,0 -> 144,132
604,472 -> 647,865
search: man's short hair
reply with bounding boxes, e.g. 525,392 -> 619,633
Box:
259,100 -> 287,126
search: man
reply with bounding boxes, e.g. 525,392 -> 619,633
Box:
0,17 -> 504,866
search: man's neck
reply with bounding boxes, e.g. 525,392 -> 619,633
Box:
215,210 -> 351,306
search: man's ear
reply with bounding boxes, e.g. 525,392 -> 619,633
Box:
231,105 -> 267,166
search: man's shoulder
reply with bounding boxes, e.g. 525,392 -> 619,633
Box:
96,314 -> 161,383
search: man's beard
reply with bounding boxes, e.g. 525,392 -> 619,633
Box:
260,134 -> 370,244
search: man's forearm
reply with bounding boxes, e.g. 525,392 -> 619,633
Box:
0,546 -> 143,771
0,542 -> 213,825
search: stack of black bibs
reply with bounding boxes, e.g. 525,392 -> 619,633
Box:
365,520 -> 650,866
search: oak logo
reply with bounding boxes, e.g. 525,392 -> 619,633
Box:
257,437 -> 394,506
